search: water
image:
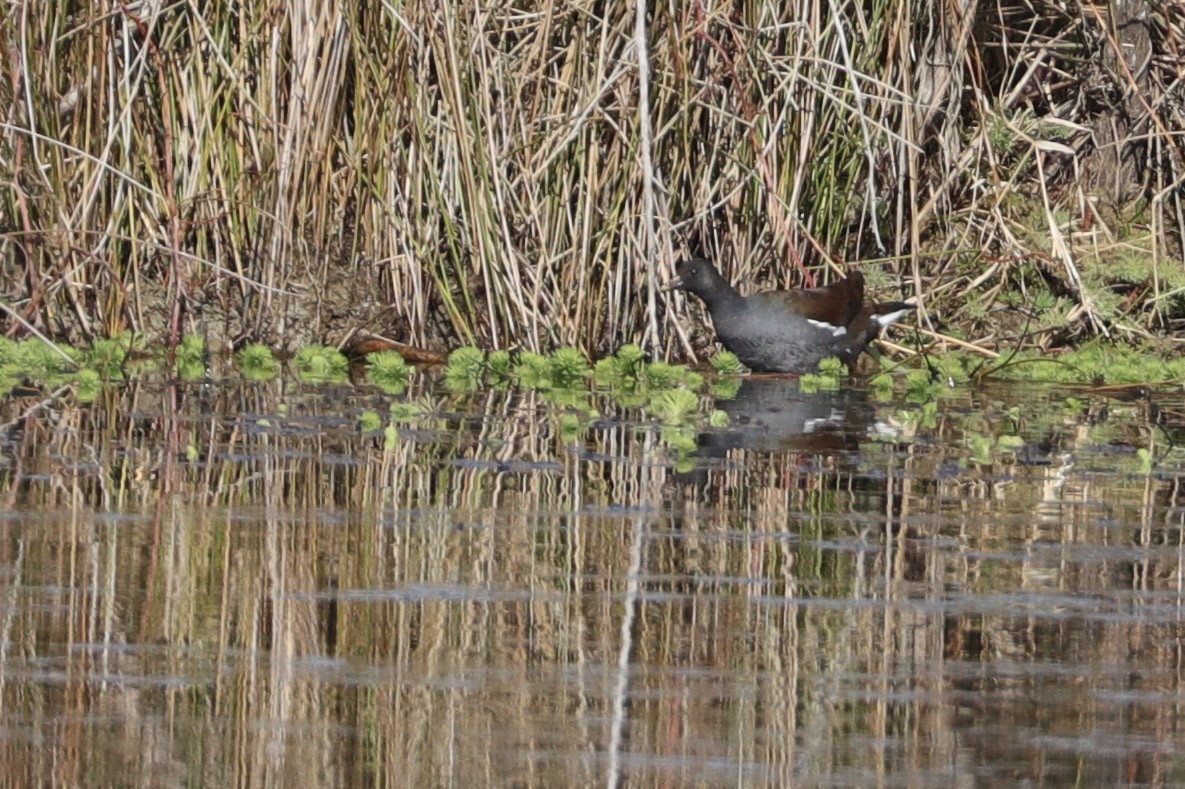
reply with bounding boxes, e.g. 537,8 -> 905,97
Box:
1,373 -> 1184,786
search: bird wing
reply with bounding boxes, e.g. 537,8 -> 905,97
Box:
748,272 -> 865,327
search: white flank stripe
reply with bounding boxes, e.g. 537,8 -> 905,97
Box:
806,319 -> 846,337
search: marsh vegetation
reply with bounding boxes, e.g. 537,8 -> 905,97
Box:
1,1 -> 1182,370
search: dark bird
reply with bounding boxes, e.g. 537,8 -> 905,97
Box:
662,258 -> 912,373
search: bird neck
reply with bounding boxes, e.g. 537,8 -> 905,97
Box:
696,271 -> 745,312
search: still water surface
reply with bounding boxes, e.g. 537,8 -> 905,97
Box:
1,373 -> 1184,787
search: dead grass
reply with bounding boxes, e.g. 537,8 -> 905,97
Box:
0,1 -> 1182,361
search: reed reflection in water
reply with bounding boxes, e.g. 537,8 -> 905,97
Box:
0,376 -> 1183,786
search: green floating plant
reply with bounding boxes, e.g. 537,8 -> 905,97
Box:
547,347 -> 591,389
660,423 -> 699,458
0,337 -> 20,369
997,434 -> 1025,452
611,388 -> 649,409
596,345 -> 705,393
986,351 -> 1086,384
648,388 -> 700,423
504,347 -> 593,391
897,400 -> 939,430
389,400 -> 426,423
18,338 -> 78,379
543,387 -> 595,410
444,346 -> 485,391
640,360 -> 683,389
1069,344 -> 1185,383
707,409 -> 730,428
237,343 -> 280,381
905,368 -> 946,404
174,335 -> 207,381
643,360 -> 703,391
73,368 -> 103,403
968,434 -> 995,465
988,343 -> 1185,385
799,374 -> 839,393
932,351 -> 977,385
615,343 -> 648,367
710,376 -> 743,400
294,344 -> 349,384
84,332 -> 145,380
590,346 -> 728,432
358,410 -> 383,433
512,351 -> 553,389
556,412 -> 587,443
366,350 -> 412,393
967,432 -> 1025,465
870,372 -> 895,401
486,349 -> 513,385
709,351 -> 748,376
800,357 -> 846,393
593,344 -> 648,388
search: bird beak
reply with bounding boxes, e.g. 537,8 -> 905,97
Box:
660,275 -> 683,293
